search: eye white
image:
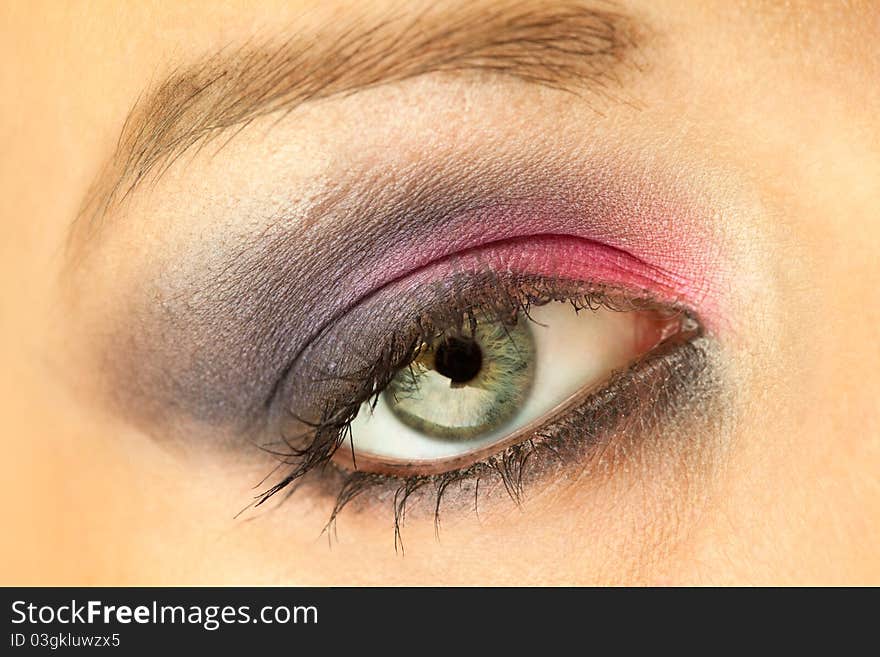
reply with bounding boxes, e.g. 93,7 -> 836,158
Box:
344,302 -> 645,462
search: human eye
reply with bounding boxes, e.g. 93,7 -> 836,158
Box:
257,252 -> 711,534
340,292 -> 688,474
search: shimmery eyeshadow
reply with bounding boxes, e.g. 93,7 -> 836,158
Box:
101,154 -> 729,435
348,201 -> 724,326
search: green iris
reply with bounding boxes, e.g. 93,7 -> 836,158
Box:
384,317 -> 535,439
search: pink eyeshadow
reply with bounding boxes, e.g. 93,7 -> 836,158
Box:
353,198 -> 727,331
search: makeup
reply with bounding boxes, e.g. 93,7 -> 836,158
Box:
103,155 -> 728,434
72,124 -> 737,536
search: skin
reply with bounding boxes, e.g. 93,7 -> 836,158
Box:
1,0 -> 878,585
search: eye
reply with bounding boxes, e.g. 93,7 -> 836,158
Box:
339,302 -> 677,474
259,265 -> 703,518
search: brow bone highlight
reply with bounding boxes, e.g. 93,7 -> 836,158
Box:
70,1 -> 642,249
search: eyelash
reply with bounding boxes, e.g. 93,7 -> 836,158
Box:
249,275 -> 706,548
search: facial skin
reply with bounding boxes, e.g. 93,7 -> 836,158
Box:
1,0 -> 878,585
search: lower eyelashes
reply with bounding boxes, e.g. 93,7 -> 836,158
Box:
253,264 -> 712,537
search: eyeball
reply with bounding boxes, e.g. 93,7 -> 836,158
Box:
339,301 -> 675,472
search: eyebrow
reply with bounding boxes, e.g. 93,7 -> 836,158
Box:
71,1 -> 644,246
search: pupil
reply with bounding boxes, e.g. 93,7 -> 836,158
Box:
434,337 -> 483,384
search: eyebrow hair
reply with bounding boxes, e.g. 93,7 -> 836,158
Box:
72,1 -> 644,246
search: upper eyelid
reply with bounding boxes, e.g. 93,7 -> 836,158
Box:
84,156 -> 724,432
67,1 -> 646,255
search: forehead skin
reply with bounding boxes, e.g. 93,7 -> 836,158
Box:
0,0 -> 878,584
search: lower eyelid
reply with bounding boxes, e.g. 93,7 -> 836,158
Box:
324,333 -> 709,535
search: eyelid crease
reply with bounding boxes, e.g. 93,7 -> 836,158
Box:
89,149 -> 727,434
